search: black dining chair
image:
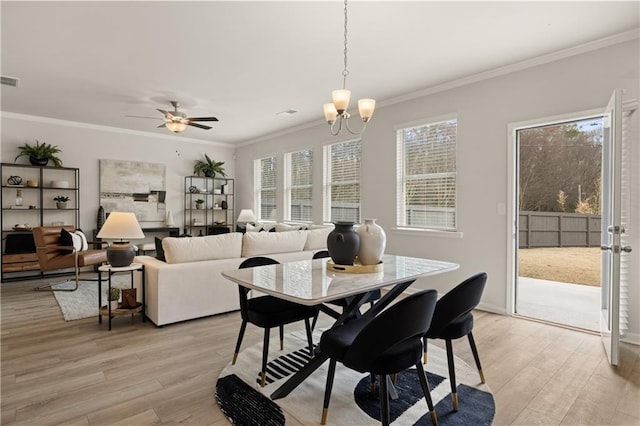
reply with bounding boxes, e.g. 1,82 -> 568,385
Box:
319,289 -> 439,426
423,272 -> 487,412
232,256 -> 319,387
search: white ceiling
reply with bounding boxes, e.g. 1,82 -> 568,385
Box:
2,1 -> 638,146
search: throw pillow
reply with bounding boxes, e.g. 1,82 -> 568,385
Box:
246,223 -> 263,233
155,237 -> 166,262
74,229 -> 88,251
60,228 -> 75,254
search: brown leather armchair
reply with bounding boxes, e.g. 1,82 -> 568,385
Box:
32,226 -> 108,291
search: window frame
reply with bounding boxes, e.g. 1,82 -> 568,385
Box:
323,138 -> 362,224
254,155 -> 277,221
284,148 -> 313,223
395,114 -> 458,232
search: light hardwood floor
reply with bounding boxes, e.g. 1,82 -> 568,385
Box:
1,276 -> 638,425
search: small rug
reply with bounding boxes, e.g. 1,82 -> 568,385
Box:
216,331 -> 494,425
52,277 -> 130,321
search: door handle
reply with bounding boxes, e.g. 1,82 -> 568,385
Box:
601,245 -> 633,253
607,225 -> 626,234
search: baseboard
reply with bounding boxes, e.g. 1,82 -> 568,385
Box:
476,302 -> 507,315
622,331 -> 640,346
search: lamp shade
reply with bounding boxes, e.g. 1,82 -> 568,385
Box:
331,89 -> 351,113
97,212 -> 145,240
237,209 -> 256,223
323,103 -> 338,123
358,98 -> 376,121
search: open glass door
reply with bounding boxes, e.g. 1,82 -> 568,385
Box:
600,89 -> 632,365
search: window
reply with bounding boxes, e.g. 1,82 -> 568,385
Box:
323,139 -> 361,223
285,149 -> 313,222
255,156 -> 277,221
396,116 -> 457,230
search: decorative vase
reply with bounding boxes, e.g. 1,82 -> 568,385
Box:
15,189 -> 23,206
327,222 -> 360,265
7,176 -> 22,185
221,200 -> 228,210
196,203 -> 203,210
97,206 -> 106,230
356,219 -> 386,265
29,156 -> 48,166
204,170 -> 214,178
56,201 -> 67,209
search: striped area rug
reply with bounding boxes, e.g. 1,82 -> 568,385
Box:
215,331 -> 494,425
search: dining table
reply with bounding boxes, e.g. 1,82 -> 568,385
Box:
221,253 -> 459,400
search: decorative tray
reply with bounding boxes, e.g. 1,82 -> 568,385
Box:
12,226 -> 32,231
327,259 -> 383,274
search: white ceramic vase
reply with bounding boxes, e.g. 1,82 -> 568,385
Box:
356,218 -> 386,265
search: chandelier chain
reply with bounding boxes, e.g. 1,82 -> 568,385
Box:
342,0 -> 349,88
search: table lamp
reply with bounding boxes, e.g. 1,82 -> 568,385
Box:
237,209 -> 256,225
97,212 -> 145,267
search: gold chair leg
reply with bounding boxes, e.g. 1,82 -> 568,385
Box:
321,408 -> 328,425
261,372 -> 266,387
232,352 -> 238,365
479,368 -> 486,384
430,410 -> 438,426
452,391 -> 459,411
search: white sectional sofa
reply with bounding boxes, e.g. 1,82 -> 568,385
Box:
134,227 -> 332,326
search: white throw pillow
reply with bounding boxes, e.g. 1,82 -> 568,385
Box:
255,221 -> 276,232
275,223 -> 308,232
246,223 -> 261,232
74,230 -> 89,251
242,230 -> 307,257
162,233 -> 243,264
304,226 -> 333,251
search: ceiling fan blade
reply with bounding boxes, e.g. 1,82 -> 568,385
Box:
186,117 -> 219,122
157,123 -> 167,128
156,108 -> 174,119
187,122 -> 212,130
126,115 -> 163,120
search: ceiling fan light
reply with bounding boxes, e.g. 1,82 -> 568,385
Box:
358,98 -> 376,122
166,121 -> 187,133
332,89 -> 351,114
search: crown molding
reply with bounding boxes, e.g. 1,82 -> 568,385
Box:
0,111 -> 235,149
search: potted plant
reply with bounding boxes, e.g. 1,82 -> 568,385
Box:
14,140 -> 63,167
193,154 -> 226,178
54,195 -> 70,209
108,287 -> 120,310
195,199 -> 205,209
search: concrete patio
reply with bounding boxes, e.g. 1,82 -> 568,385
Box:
517,277 -> 600,331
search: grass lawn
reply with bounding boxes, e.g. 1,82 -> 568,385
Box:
518,247 -> 601,286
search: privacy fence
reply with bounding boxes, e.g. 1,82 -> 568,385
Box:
519,211 -> 601,248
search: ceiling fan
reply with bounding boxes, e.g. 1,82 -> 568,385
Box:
128,101 -> 219,133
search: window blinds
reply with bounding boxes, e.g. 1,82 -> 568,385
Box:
324,139 -> 361,223
396,118 -> 457,230
258,156 -> 276,221
286,149 -> 313,222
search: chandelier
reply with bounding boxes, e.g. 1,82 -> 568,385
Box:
323,0 -> 375,136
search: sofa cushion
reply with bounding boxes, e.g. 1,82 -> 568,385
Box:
162,232 -> 243,264
304,226 -> 333,250
242,230 -> 307,258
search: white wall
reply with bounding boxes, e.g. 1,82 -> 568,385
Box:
0,115 -> 235,242
234,39 -> 640,343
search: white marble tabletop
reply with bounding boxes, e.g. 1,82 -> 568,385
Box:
221,254 -> 459,306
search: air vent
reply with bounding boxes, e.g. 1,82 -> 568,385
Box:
1,76 -> 19,87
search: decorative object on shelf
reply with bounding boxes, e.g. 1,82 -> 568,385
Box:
214,189 -> 222,194
195,199 -> 205,209
96,212 -> 145,267
221,184 -> 228,194
322,0 -> 375,137
193,154 -> 226,177
26,179 -> 38,187
49,180 -> 69,188
121,288 -> 137,309
14,139 -> 63,167
221,200 -> 228,210
12,224 -> 31,231
15,189 -> 23,206
189,185 -> 199,193
53,195 -> 70,209
97,205 -> 106,231
237,209 -> 256,226
108,287 -> 120,310
7,176 -> 22,185
327,221 -> 360,265
166,210 -> 175,226
355,218 -> 386,265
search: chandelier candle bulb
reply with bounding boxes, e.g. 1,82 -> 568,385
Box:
358,99 -> 376,121
332,89 -> 351,113
324,103 -> 338,124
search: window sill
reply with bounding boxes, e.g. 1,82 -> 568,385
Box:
391,227 -> 463,239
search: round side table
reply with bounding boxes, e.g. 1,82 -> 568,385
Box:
98,263 -> 145,330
